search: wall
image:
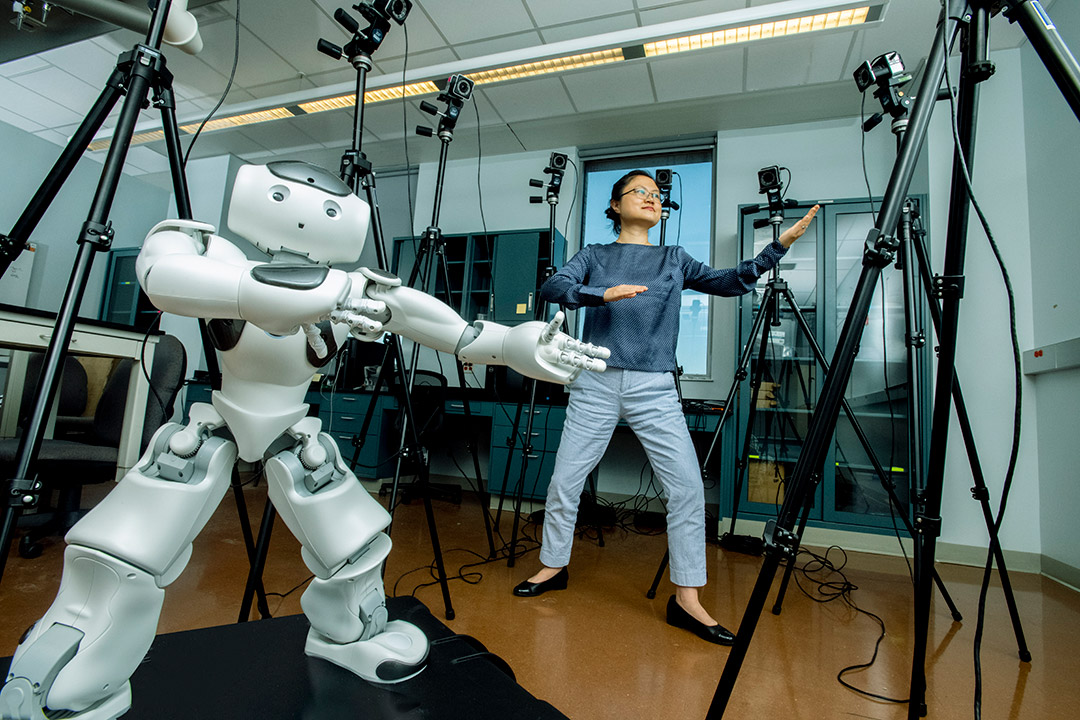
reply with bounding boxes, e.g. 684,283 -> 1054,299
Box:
1019,0 -> 1080,583
0,121 -> 171,316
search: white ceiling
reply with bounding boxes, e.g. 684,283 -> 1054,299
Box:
0,0 -> 1051,184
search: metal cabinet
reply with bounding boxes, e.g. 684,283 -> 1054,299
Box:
726,198 -> 931,532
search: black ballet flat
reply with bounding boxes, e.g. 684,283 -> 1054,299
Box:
512,568 -> 569,597
665,595 -> 735,646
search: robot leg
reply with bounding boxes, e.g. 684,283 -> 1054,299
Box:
262,417 -> 428,683
1,417 -> 236,720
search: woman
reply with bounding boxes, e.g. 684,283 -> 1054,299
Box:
512,169 -> 818,645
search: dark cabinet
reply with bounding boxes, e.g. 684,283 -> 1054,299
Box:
392,229 -> 565,325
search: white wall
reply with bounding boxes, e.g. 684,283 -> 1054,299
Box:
1019,0 -> 1080,580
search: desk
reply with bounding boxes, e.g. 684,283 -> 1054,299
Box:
0,304 -> 158,481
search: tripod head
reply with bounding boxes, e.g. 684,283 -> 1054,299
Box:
753,165 -> 793,228
318,1 -> 411,65
855,51 -> 915,135
417,74 -> 475,141
529,152 -> 568,205
655,168 -> 680,220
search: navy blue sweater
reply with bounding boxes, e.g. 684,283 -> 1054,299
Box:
540,240 -> 788,372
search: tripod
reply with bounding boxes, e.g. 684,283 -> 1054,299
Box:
494,153 -> 608,567
709,2 -> 1072,716
0,0 -> 218,588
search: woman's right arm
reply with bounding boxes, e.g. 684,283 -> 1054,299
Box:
539,247 -> 607,309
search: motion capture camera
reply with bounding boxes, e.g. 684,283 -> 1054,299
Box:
363,0 -> 412,25
757,166 -> 783,195
548,152 -> 568,171
853,51 -> 906,92
655,168 -> 673,188
444,74 -> 474,102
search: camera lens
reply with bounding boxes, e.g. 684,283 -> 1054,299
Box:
550,153 -> 567,170
655,169 -> 672,185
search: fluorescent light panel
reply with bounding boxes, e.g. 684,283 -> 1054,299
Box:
644,7 -> 870,57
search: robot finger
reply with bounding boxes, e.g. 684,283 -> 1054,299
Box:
344,297 -> 387,317
541,312 -> 565,344
560,338 -> 610,360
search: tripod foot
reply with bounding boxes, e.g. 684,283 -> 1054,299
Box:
305,621 -> 429,684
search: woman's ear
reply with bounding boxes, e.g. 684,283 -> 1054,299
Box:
609,200 -> 619,215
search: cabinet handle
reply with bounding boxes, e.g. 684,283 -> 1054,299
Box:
340,416 -> 356,422
527,292 -> 533,313
450,403 -> 464,409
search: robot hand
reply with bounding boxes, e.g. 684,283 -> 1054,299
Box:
330,297 -> 390,342
460,311 -> 609,385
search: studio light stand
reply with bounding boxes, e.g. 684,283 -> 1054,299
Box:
708,2 -> 1073,716
0,0 -> 209,587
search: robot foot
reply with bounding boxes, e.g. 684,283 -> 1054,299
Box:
0,680 -> 130,720
304,621 -> 429,684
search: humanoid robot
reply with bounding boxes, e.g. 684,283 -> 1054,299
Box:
0,161 -> 608,720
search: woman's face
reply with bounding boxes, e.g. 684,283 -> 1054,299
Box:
611,176 -> 662,230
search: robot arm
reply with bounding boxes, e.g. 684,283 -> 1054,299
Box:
137,220 -> 356,337
354,270 -> 608,385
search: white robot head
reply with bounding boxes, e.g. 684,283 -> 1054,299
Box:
227,162 -> 370,265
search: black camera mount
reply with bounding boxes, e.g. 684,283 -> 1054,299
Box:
417,73 -> 475,141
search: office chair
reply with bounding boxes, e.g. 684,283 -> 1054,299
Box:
386,369 -> 463,505
0,334 -> 187,558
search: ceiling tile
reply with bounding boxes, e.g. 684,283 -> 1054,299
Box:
235,117 -> 321,153
11,67 -> 102,115
455,31 -> 544,61
287,110 -> 361,147
418,0 -> 536,45
0,54 -> 49,78
746,37 -> 817,92
193,22 -> 298,89
33,129 -> 70,146
35,40 -> 119,87
0,107 -> 44,132
356,99 -> 425,140
638,0 -> 746,25
247,76 -> 320,101
648,47 -> 745,102
539,15 -> 639,44
122,146 -> 174,174
236,2 -> 344,76
523,0 -> 636,27
371,48 -> 460,77
560,63 -> 655,113
477,77 -> 574,123
0,76 -> 84,128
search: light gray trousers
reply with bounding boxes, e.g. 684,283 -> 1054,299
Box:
539,368 -> 707,587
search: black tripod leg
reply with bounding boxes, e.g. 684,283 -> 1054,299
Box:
452,346 -> 496,557
647,551 -> 670,599
587,469 -> 604,548
239,496 -> 276,623
507,379 -> 540,568
777,286 -> 964,620
708,9 -> 956,713
231,466 -> 270,620
493,401 -> 524,532
772,491 -> 813,614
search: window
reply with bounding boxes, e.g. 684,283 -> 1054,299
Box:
580,149 -> 715,376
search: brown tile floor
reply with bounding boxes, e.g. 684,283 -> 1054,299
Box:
2,481 -> 1078,720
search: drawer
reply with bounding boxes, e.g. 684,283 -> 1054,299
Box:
488,446 -> 557,500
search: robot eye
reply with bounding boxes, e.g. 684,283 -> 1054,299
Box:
269,185 -> 290,202
324,200 -> 342,219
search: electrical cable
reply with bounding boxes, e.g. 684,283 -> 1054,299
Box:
790,545 -> 909,705
673,170 -> 684,246
401,23 -> 417,255
139,310 -> 169,422
939,10 -> 1025,719
183,0 -> 240,169
858,91 -> 879,226
564,157 -> 579,242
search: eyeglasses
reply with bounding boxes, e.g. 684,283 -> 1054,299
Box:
621,187 -> 662,202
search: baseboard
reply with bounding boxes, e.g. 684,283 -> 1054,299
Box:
1041,556 -> 1080,592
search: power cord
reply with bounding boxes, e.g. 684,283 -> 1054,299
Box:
182,0 -> 241,168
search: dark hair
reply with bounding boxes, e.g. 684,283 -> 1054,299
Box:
604,169 -> 655,235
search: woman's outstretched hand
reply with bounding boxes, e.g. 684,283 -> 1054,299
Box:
603,284 -> 648,302
778,204 -> 820,248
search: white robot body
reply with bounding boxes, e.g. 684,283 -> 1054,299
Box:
1,161 -> 609,718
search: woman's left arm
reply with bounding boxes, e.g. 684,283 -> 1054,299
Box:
683,205 -> 819,297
